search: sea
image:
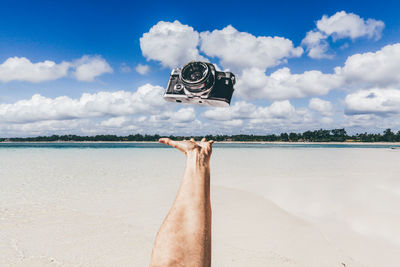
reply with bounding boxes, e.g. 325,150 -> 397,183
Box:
0,142 -> 400,149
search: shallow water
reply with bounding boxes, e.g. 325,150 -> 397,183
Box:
0,141 -> 400,149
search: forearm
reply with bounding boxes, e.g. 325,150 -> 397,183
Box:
150,154 -> 212,266
177,154 -> 211,208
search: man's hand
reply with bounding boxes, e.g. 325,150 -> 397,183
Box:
159,138 -> 214,163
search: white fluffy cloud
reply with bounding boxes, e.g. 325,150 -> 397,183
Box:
344,114 -> 378,128
0,84 -> 207,136
223,119 -> 243,127
204,100 -> 299,122
236,67 -> 343,100
100,116 -> 129,128
258,100 -> 296,118
345,89 -> 400,115
317,11 -> 384,40
0,107 -> 201,137
309,98 -> 333,116
240,42 -> 400,102
0,119 -> 93,136
0,84 -> 165,123
140,20 -> 206,68
129,108 -> 201,135
336,43 -> 400,87
135,64 -> 150,75
340,44 -> 400,128
149,107 -> 196,123
72,55 -> 113,82
343,112 -> 400,131
302,11 -> 384,59
200,25 -> 303,71
203,101 -> 257,121
203,100 -> 316,132
140,21 -> 303,73
301,31 -> 333,59
0,57 -> 70,83
0,55 -> 112,83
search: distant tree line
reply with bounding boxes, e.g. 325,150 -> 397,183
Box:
1,129 -> 400,142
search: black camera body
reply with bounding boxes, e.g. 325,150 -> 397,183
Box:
164,61 -> 235,107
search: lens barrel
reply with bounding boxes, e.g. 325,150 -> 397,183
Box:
180,62 -> 214,94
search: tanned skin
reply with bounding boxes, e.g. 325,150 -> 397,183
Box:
150,137 -> 214,267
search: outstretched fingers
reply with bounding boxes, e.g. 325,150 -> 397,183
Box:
158,138 -> 186,153
159,137 -> 215,155
200,137 -> 214,146
159,138 -> 174,147
199,138 -> 214,151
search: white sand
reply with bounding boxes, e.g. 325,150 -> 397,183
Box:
1,146 -> 399,266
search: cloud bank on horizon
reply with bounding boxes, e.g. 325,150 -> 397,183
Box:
0,7 -> 400,137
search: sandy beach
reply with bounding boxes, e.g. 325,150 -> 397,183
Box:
1,145 -> 399,266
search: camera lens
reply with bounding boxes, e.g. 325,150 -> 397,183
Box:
180,62 -> 215,94
181,62 -> 208,84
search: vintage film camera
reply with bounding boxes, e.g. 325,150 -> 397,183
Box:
164,61 -> 235,107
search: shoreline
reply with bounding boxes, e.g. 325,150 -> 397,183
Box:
1,141 -> 400,145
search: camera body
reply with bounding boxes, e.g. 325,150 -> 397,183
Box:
164,61 -> 235,107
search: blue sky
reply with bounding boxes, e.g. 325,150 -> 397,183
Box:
1,0 -> 400,136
